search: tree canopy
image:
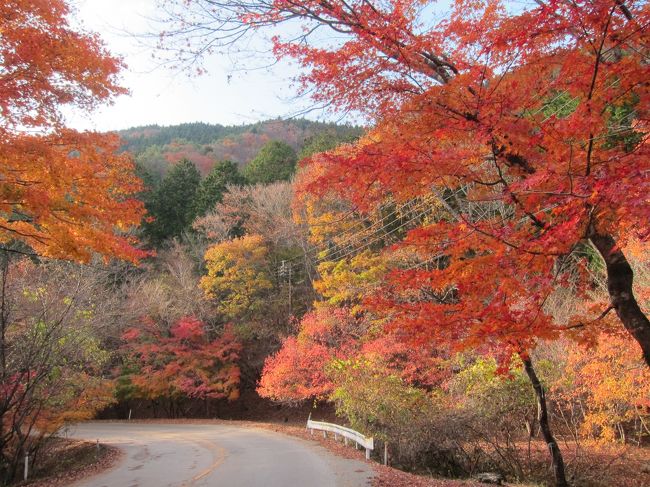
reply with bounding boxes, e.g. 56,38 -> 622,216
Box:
243,140 -> 297,184
142,159 -> 202,244
0,0 -> 145,262
193,160 -> 246,217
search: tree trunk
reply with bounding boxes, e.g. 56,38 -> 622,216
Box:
588,231 -> 650,367
521,356 -> 568,487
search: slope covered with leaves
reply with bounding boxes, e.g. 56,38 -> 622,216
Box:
120,119 -> 362,176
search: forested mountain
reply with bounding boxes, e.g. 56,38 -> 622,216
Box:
119,119 -> 363,177
124,119 -> 363,245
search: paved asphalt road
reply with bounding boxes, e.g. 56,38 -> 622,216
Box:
66,422 -> 374,487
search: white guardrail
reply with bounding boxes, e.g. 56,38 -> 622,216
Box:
306,413 -> 374,459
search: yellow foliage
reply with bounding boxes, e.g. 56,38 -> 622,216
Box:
563,333 -> 650,442
315,250 -> 387,310
201,234 -> 274,318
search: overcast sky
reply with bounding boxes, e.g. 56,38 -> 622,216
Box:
66,0 -> 311,132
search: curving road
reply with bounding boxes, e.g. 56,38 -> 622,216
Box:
66,422 -> 374,487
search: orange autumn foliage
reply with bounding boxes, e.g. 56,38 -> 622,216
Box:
271,0 -> 650,362
0,0 -> 145,262
258,306 -> 363,403
35,377 -> 116,434
561,332 -> 650,442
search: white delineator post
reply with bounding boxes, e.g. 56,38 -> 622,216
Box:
24,453 -> 29,481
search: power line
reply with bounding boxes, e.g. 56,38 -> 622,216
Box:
277,80 -> 641,279
312,195 -> 438,263
314,195 -> 440,265
275,191 -> 452,282
281,194 -> 434,266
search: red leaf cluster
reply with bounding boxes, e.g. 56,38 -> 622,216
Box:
123,317 -> 242,401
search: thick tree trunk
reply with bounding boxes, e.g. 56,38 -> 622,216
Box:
588,231 -> 650,367
521,356 -> 568,487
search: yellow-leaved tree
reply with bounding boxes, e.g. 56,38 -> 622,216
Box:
201,234 -> 274,321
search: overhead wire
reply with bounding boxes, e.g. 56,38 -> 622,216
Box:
274,193 -> 444,280
277,70 -> 642,278
314,197 -> 439,265
280,194 -> 434,266
312,194 -> 439,263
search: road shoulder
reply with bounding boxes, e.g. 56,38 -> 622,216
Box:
22,438 -> 122,487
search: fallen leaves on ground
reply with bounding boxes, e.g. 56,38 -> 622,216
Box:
22,438 -> 121,487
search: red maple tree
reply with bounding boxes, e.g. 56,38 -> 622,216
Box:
123,317 -> 242,402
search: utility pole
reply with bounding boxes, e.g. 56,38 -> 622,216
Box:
288,262 -> 292,314
278,260 -> 293,315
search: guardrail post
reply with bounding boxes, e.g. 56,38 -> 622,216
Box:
306,416 -> 373,460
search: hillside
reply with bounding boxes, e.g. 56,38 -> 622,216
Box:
119,119 -> 363,177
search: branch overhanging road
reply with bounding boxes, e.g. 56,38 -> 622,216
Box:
66,422 -> 374,487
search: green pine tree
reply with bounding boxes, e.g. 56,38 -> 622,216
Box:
194,160 -> 246,217
143,159 -> 201,245
243,140 -> 297,184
